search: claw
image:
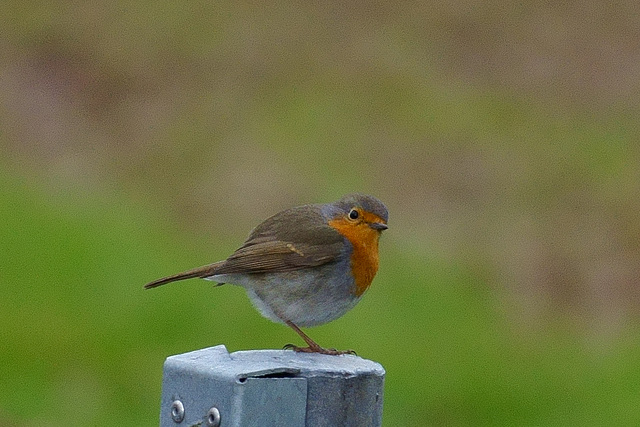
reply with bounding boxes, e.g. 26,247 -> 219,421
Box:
282,320 -> 357,355
283,344 -> 356,356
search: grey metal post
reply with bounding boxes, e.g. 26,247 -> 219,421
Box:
157,345 -> 385,427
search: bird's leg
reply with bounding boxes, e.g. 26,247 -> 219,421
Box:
284,320 -> 355,356
285,320 -> 323,351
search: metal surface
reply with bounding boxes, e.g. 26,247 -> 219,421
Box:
156,345 -> 385,427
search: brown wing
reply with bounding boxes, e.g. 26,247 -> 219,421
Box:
212,204 -> 345,275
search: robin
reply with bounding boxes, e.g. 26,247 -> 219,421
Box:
144,193 -> 388,355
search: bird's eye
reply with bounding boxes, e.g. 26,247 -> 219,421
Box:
348,209 -> 359,220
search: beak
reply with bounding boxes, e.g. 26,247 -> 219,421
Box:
369,222 -> 388,231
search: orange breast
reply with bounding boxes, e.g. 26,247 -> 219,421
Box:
328,214 -> 384,296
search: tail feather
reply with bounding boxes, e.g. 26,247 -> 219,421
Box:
144,262 -> 223,289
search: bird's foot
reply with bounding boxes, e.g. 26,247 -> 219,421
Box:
283,343 -> 356,356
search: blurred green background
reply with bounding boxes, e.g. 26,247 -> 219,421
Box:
2,2 -> 640,426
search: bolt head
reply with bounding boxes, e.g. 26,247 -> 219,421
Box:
206,406 -> 221,427
170,400 -> 185,423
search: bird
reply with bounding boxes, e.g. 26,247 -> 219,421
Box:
144,193 -> 388,355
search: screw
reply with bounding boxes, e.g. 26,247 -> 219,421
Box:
170,400 -> 185,423
206,406 -> 221,427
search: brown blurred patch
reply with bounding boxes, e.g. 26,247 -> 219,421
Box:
2,2 -> 640,335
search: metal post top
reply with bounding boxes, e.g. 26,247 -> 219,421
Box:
159,345 -> 386,426
163,345 -> 385,381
